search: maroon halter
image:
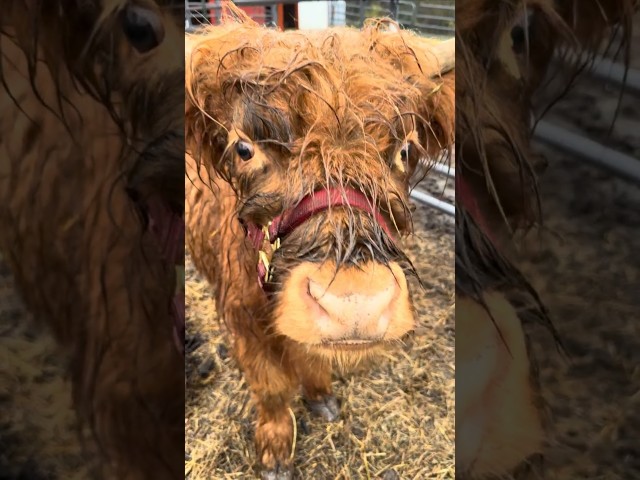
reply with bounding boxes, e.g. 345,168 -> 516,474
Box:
244,187 -> 395,289
456,174 -> 495,243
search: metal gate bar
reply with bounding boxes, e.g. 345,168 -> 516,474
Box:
554,53 -> 640,94
410,158 -> 455,217
432,163 -> 455,178
410,189 -> 455,216
533,120 -> 640,183
532,52 -> 640,183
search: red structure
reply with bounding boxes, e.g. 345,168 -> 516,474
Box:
206,3 -> 299,30
237,5 -> 268,24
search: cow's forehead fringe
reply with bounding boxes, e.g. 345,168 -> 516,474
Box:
187,21 -> 449,147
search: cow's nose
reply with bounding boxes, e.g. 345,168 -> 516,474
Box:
274,261 -> 413,345
308,273 -> 396,340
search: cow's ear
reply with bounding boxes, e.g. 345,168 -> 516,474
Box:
372,32 -> 455,160
184,32 -> 233,173
185,37 -> 209,163
362,30 -> 455,181
416,68 -> 455,162
219,0 -> 259,25
411,37 -> 455,160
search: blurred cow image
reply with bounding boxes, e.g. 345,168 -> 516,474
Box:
0,1 -> 184,478
456,0 -> 637,477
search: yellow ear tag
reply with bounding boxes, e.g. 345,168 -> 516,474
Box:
259,221 -> 281,283
258,250 -> 271,282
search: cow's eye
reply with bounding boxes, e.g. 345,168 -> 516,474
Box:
395,141 -> 414,173
122,5 -> 165,53
511,7 -> 535,55
235,140 -> 255,161
400,142 -> 413,163
511,25 -> 526,53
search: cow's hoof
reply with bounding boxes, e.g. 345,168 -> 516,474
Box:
260,463 -> 293,480
304,394 -> 340,422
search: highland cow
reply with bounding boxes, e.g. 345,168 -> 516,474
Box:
456,0 -> 637,477
0,1 -> 184,478
185,13 -> 455,479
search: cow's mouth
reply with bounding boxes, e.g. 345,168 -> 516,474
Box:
126,132 -> 185,355
317,339 -> 385,351
141,194 -> 185,356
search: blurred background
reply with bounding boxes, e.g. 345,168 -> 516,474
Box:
185,0 -> 454,38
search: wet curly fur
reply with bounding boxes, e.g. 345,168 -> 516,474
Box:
456,0 -> 636,478
185,6 -> 454,477
0,1 -> 184,478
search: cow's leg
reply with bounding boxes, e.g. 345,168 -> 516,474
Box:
296,355 -> 339,423
234,333 -> 297,480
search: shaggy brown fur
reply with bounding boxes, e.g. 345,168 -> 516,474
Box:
0,1 -> 184,478
185,8 -> 454,479
456,0 -> 637,478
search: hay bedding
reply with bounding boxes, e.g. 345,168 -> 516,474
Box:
0,258 -> 96,479
185,174 -> 455,480
0,202 -> 453,480
514,16 -> 640,478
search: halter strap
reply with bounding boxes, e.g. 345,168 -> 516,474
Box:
244,187 -> 395,289
456,174 -> 495,244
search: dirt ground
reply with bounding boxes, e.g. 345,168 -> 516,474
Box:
184,173 -> 455,480
513,17 -> 640,479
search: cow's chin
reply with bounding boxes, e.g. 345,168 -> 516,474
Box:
272,259 -> 415,367
300,340 -> 397,372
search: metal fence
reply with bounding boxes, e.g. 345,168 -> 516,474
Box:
186,1 -> 284,30
185,1 -> 454,37
340,0 -> 453,37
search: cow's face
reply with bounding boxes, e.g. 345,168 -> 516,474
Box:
3,1 -> 186,345
81,1 -> 186,221
186,21 -> 454,360
456,0 -> 562,235
101,0 -> 186,350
